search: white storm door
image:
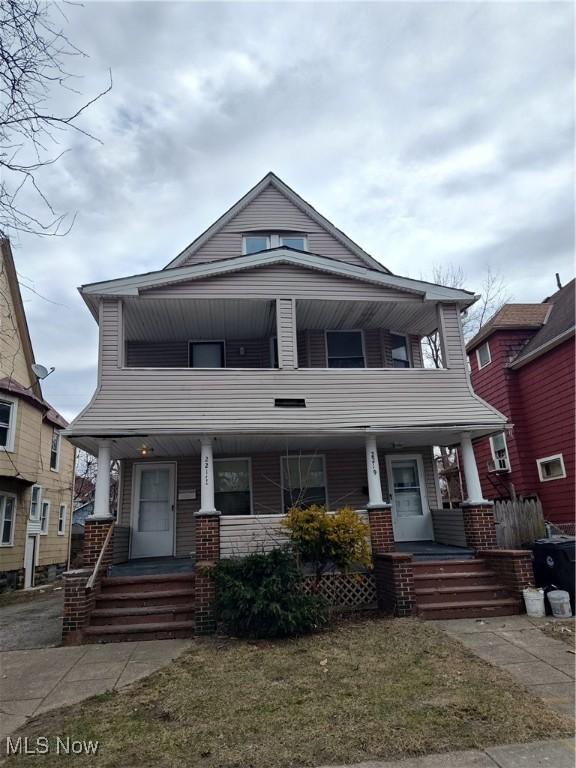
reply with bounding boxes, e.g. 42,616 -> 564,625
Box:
131,463 -> 175,559
386,455 -> 433,542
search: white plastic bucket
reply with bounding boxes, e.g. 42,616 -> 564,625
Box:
523,587 -> 545,617
547,590 -> 573,618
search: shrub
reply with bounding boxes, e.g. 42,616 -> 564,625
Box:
282,504 -> 371,581
211,548 -> 327,638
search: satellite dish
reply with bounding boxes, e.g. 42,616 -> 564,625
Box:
32,363 -> 54,380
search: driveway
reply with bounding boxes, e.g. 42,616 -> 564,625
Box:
0,592 -> 64,651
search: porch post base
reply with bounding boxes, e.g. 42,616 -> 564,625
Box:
461,502 -> 498,551
367,505 -> 395,554
83,517 -> 115,570
373,553 -> 416,617
193,512 -> 221,634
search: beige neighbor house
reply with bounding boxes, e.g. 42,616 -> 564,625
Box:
0,241 -> 75,591
61,173 -> 535,644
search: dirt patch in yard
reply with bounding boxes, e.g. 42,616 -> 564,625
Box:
4,618 -> 572,768
539,619 -> 576,647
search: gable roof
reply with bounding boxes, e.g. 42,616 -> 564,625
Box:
466,303 -> 552,351
80,248 -> 477,318
164,172 -> 390,273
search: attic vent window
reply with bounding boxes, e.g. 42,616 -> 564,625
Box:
274,398 -> 306,408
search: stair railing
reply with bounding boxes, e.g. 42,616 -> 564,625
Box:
86,523 -> 115,591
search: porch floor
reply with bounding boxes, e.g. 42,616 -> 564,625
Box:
396,541 -> 475,561
109,557 -> 194,577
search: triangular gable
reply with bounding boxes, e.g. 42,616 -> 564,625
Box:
165,172 -> 390,273
0,240 -> 39,393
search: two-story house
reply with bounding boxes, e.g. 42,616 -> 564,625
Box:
0,240 -> 75,591
466,280 -> 575,529
62,173 -> 529,642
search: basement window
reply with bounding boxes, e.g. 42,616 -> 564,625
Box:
274,398 -> 306,408
536,454 -> 566,482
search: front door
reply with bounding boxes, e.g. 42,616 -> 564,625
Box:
386,455 -> 433,542
131,463 -> 176,559
24,535 -> 37,588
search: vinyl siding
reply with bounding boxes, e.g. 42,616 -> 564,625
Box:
181,185 -> 369,268
276,299 -> 297,369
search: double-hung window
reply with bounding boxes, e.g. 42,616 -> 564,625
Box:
214,458 -> 252,515
282,455 -> 327,512
0,397 -> 16,451
29,485 -> 41,521
40,500 -> 50,534
390,334 -> 411,368
58,504 -> 67,535
476,342 -> 491,369
50,429 -> 61,471
326,331 -> 365,368
0,493 -> 16,546
490,432 -> 511,471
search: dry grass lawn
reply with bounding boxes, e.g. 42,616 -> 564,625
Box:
5,618 -> 572,768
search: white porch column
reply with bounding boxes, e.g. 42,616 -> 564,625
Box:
199,437 -> 217,514
92,439 -> 113,519
365,434 -> 385,508
460,432 -> 488,504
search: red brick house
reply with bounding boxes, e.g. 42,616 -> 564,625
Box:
466,280 -> 575,528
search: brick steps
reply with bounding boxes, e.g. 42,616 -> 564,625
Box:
418,598 -> 522,620
100,573 -> 194,594
83,620 -> 195,643
414,571 -> 500,589
415,584 -> 512,605
91,605 -> 194,626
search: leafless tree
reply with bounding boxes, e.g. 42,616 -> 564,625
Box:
74,448 -> 118,515
0,0 -> 111,238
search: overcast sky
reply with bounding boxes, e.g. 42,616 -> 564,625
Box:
8,1 -> 574,420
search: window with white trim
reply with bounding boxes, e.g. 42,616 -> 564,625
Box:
536,454 -> 566,482
281,455 -> 327,512
390,334 -> 411,368
40,500 -> 50,534
58,503 -> 67,535
476,342 -> 491,369
50,429 -> 61,471
0,397 -> 16,451
326,331 -> 365,368
490,432 -> 511,471
243,233 -> 308,254
214,458 -> 252,515
29,485 -> 41,520
243,235 -> 270,254
0,493 -> 16,546
280,235 -> 306,251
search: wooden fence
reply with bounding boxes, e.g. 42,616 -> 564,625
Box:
494,499 -> 546,548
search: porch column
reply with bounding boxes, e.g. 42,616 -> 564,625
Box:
365,434 -> 394,554
460,432 -> 487,505
199,437 -> 217,513
365,434 -> 384,508
92,439 -> 113,519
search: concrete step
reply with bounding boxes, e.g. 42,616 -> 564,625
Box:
83,620 -> 195,644
415,584 -> 512,605
418,597 -> 522,620
90,605 -> 194,626
95,587 -> 195,609
414,570 -> 500,589
101,573 -> 195,595
412,559 -> 489,575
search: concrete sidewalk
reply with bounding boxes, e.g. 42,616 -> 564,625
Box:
433,615 -> 575,718
0,638 -> 191,737
322,738 -> 575,768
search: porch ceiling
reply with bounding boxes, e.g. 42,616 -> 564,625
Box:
296,300 -> 439,336
68,426 -> 500,460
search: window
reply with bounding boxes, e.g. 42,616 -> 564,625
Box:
280,235 -> 306,251
490,432 -> 511,471
214,458 -> 252,515
29,485 -> 41,520
40,500 -> 50,534
189,341 -> 225,368
281,455 -> 327,512
0,397 -> 16,451
390,334 -> 411,368
536,454 -> 566,482
0,493 -> 16,546
50,429 -> 61,471
476,342 -> 491,369
58,504 -> 67,535
326,331 -> 365,368
244,235 -> 270,254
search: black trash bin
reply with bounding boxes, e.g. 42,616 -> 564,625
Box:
532,536 -> 576,612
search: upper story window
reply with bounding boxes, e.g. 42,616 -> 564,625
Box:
390,334 -> 411,368
536,454 -> 566,482
189,341 -> 225,368
50,429 -> 61,471
490,432 -> 511,471
58,503 -> 67,535
29,485 -> 41,521
40,500 -> 50,534
0,493 -> 16,546
326,331 -> 365,368
476,342 -> 491,369
243,233 -> 307,255
0,397 -> 17,452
